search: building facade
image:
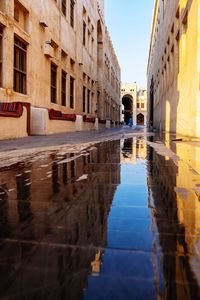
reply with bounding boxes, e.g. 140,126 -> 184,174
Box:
0,0 -> 121,140
121,83 -> 137,125
137,89 -> 147,126
147,0 -> 200,137
121,83 -> 147,126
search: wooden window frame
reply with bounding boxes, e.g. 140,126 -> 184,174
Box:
70,0 -> 75,28
14,36 -> 27,94
87,89 -> 90,114
70,76 -> 75,109
51,63 -> 57,103
83,85 -> 86,112
83,21 -> 86,46
61,70 -> 67,106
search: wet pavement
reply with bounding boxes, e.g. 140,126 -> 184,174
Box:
0,135 -> 200,299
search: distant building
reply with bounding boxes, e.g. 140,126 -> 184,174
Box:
0,0 -> 121,140
147,0 -> 200,137
137,89 -> 147,126
121,83 -> 147,126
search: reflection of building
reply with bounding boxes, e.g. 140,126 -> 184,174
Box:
121,83 -> 147,126
0,0 -> 121,140
0,140 -> 121,299
121,137 -> 146,163
147,0 -> 200,137
147,140 -> 200,299
136,138 -> 146,160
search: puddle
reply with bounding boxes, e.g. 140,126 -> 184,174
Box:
0,137 -> 200,299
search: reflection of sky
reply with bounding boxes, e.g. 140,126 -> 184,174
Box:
120,163 -> 147,185
85,143 -> 160,299
86,137 -> 200,299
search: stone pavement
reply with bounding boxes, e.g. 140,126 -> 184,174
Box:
0,126 -> 146,152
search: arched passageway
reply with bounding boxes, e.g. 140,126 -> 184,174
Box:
122,95 -> 133,125
137,113 -> 144,125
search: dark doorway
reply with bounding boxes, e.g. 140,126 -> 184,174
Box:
137,113 -> 144,125
122,95 -> 133,125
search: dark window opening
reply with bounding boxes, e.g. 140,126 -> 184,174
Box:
83,21 -> 86,46
87,89 -> 90,114
62,0 -> 67,16
70,0 -> 75,28
83,86 -> 86,112
61,70 -> 67,106
51,63 -> 57,103
70,76 -> 74,109
14,36 -> 27,94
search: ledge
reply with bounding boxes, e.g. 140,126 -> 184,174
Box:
83,115 -> 96,123
98,118 -> 106,124
49,109 -> 76,122
0,102 -> 23,118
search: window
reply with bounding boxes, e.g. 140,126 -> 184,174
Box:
14,7 -> 19,21
70,0 -> 75,28
137,103 -> 140,109
14,36 -> 27,94
51,63 -> 57,103
14,1 -> 29,32
62,0 -> 66,16
83,21 -> 86,46
0,25 -> 3,87
70,76 -> 74,109
83,86 -> 86,112
141,103 -> 144,109
87,89 -> 90,114
61,70 -> 67,106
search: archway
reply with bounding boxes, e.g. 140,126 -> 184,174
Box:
122,94 -> 133,125
137,113 -> 144,125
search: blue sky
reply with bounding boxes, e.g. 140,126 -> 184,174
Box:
104,0 -> 154,88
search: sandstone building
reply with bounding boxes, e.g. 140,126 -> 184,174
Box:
0,0 -> 121,139
121,83 -> 147,126
147,0 -> 200,137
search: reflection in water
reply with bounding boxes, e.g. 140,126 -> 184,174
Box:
16,171 -> 33,223
0,137 -> 200,299
0,185 -> 9,238
52,161 -> 60,194
0,140 -> 121,299
147,138 -> 200,299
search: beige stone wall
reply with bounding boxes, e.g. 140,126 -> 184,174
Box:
0,0 -> 121,139
147,0 -> 200,137
0,107 -> 27,139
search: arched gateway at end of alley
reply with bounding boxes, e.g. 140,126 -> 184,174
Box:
122,94 -> 133,125
121,82 -> 137,125
121,83 -> 147,126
